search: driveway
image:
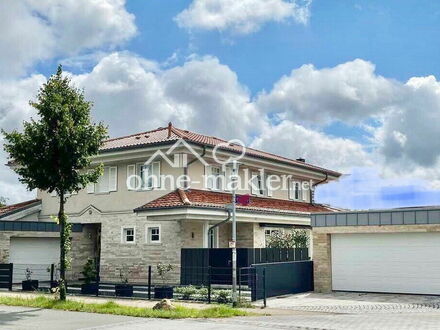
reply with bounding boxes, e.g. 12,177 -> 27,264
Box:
256,291 -> 440,314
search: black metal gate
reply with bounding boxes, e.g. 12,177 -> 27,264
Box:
181,248 -> 309,285
241,261 -> 314,301
0,263 -> 13,291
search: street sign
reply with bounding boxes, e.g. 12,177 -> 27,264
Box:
229,241 -> 236,248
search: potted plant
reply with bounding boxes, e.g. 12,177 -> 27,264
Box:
115,268 -> 133,297
154,263 -> 174,299
22,268 -> 38,291
81,259 -> 98,295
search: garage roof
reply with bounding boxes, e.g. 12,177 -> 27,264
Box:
311,206 -> 440,227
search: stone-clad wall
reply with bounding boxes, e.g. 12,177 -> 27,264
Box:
0,229 -> 94,282
313,224 -> 440,293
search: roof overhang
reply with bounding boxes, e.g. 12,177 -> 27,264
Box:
136,206 -> 311,225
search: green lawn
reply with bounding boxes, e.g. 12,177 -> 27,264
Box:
0,296 -> 249,319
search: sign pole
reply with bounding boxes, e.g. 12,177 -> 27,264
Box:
231,160 -> 238,306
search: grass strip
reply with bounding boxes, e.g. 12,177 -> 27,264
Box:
0,295 -> 249,319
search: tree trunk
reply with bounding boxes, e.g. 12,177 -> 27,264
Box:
59,192 -> 67,301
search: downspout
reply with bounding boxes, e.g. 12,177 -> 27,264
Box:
183,146 -> 206,189
207,209 -> 231,248
310,172 -> 328,205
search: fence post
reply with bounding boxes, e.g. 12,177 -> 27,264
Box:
207,266 -> 211,304
50,264 -> 55,287
95,264 -> 100,297
263,267 -> 267,308
238,268 -> 242,302
148,265 -> 152,300
8,263 -> 13,291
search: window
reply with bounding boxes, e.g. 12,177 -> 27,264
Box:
289,180 -> 302,201
122,227 -> 135,244
132,161 -> 160,190
211,166 -> 222,190
146,225 -> 161,244
251,172 -> 265,196
203,224 -> 218,248
88,166 -> 117,193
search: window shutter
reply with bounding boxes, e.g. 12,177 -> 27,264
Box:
205,166 -> 213,189
288,180 -> 293,200
302,182 -> 307,201
127,164 -> 136,191
109,166 -> 118,192
86,182 -> 95,194
250,172 -> 258,195
224,167 -> 232,191
152,161 -> 161,188
266,174 -> 273,197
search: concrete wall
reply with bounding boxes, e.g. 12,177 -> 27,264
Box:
313,224 -> 440,293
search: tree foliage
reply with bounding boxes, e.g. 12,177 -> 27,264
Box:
266,229 -> 310,248
2,65 -> 107,300
0,197 -> 7,208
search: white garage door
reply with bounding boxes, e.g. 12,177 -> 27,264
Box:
9,237 -> 60,282
331,233 -> 440,295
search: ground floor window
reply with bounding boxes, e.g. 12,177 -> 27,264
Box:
204,224 -> 219,248
146,225 -> 161,243
121,227 -> 135,244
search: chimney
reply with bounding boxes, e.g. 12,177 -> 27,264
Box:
167,122 -> 172,138
296,158 -> 306,163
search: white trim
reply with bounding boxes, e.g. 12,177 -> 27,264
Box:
203,223 -> 219,248
121,226 -> 136,244
145,224 -> 161,244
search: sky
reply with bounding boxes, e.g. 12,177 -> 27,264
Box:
1,0 -> 440,210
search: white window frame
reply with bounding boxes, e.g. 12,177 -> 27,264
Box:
121,226 -> 136,244
89,166 -> 118,194
211,166 -> 222,191
251,171 -> 265,196
289,180 -> 303,201
203,223 -> 219,248
145,224 -> 161,244
136,161 -> 161,191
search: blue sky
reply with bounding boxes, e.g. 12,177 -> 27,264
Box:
2,0 -> 440,209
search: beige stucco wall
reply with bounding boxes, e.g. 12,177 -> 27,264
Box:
38,160 -> 184,216
313,224 -> 440,293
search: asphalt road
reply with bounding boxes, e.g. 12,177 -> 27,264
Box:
3,304 -> 440,330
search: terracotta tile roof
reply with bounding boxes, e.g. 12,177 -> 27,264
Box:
0,199 -> 41,219
135,189 -> 336,215
101,124 -> 341,177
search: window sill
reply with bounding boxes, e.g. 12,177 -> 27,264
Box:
145,242 -> 162,246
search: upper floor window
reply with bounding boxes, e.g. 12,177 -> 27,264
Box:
87,166 -> 118,194
127,161 -> 161,191
251,172 -> 265,196
289,180 -> 306,201
205,165 -> 232,191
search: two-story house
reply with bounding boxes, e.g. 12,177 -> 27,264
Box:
0,123 -> 341,283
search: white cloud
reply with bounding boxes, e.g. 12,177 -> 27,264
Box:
257,59 -> 400,124
0,74 -> 46,203
72,53 -> 264,141
0,0 -> 136,77
250,120 -> 372,173
175,0 -> 311,35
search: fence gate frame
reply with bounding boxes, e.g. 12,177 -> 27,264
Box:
0,263 -> 13,291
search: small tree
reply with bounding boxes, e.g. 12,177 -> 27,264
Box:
2,65 -> 107,300
0,197 -> 7,207
266,229 -> 310,248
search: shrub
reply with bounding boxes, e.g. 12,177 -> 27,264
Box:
175,285 -> 197,300
214,290 -> 231,304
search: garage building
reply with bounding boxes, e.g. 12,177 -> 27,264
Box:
312,207 -> 440,295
